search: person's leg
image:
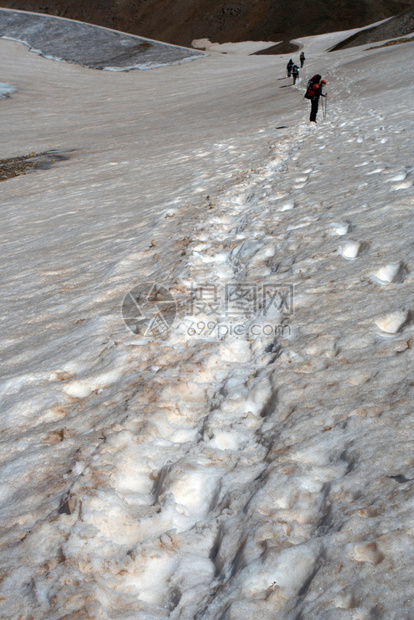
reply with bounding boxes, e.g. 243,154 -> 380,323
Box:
310,98 -> 319,122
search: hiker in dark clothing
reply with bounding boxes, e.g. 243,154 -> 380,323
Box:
292,64 -> 300,85
310,79 -> 327,123
287,59 -> 293,77
300,51 -> 305,68
304,74 -> 321,101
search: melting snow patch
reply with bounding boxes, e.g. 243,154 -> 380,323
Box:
374,310 -> 409,334
330,221 -> 350,235
278,199 -> 295,211
339,240 -> 361,259
373,262 -> 405,284
63,365 -> 126,398
238,543 -> 317,600
0,82 -> 16,98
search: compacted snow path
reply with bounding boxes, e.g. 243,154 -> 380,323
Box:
0,20 -> 413,620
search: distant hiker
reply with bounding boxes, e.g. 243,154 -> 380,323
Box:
292,64 -> 300,85
305,77 -> 327,123
300,51 -> 305,68
287,59 -> 293,78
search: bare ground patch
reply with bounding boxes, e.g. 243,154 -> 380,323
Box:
0,150 -> 72,182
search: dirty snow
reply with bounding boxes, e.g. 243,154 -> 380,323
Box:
0,18 -> 413,620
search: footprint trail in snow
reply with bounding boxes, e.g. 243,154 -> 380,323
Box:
1,34 -> 414,620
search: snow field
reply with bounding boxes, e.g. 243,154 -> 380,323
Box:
0,28 -> 414,620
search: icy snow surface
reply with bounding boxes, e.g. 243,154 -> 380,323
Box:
0,21 -> 414,620
0,8 -> 205,70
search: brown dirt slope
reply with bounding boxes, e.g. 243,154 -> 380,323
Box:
329,5 -> 414,50
0,0 -> 413,46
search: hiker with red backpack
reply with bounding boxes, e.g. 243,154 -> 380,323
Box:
304,75 -> 327,123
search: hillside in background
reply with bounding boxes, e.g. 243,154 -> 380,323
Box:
329,5 -> 414,50
0,0 -> 413,45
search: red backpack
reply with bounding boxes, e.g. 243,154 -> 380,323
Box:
304,75 -> 321,99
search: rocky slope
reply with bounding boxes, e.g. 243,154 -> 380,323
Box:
0,0 -> 413,45
329,5 -> 414,50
